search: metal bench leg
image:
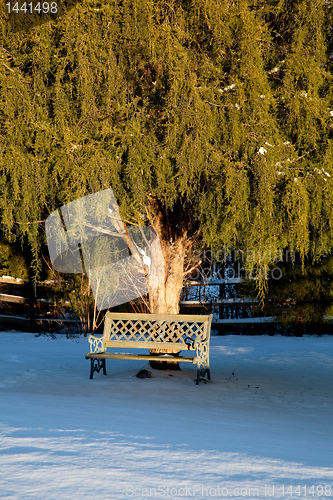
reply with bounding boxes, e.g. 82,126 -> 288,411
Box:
90,359 -> 94,379
196,368 -> 200,385
89,358 -> 107,379
196,363 -> 211,385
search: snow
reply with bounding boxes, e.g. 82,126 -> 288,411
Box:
258,147 -> 267,155
218,84 -> 236,93
0,331 -> 332,499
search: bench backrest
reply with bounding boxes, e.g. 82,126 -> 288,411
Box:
103,312 -> 213,351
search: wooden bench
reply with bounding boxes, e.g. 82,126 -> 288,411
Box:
86,312 -> 213,385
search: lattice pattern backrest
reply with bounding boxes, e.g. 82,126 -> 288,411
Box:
104,315 -> 210,345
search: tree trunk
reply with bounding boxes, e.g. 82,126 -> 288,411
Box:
147,206 -> 187,369
148,237 -> 185,315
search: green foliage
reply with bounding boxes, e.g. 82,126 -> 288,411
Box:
0,238 -> 29,279
240,253 -> 333,326
0,0 -> 333,296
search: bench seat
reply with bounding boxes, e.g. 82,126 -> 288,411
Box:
86,352 -> 199,362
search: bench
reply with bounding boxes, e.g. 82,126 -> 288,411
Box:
86,312 -> 213,385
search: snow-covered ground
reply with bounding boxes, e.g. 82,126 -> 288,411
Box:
0,331 -> 332,500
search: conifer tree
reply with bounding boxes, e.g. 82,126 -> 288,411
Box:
0,0 -> 333,315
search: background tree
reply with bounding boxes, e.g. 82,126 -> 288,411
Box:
241,252 -> 333,335
0,0 -> 333,317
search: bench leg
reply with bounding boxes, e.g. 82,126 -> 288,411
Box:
196,369 -> 200,385
196,364 -> 211,385
89,358 -> 107,379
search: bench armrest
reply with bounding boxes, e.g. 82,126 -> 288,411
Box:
194,339 -> 209,362
88,334 -> 106,354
